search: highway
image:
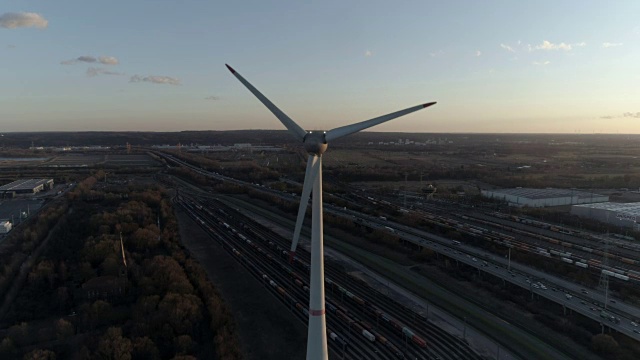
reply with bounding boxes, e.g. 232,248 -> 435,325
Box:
351,212 -> 640,340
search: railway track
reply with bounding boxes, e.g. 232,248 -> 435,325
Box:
179,194 -> 483,360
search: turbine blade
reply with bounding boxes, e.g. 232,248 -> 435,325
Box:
325,102 -> 437,142
226,64 -> 307,141
290,155 -> 320,262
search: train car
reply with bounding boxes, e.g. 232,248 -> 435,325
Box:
628,269 -> 640,277
628,272 -> 640,282
352,295 -> 365,306
329,332 -> 348,348
362,330 -> 375,342
575,262 -> 588,268
613,273 -> 629,281
621,257 -> 636,265
561,257 -> 573,264
602,269 -> 616,277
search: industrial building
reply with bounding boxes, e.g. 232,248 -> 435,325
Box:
0,179 -> 54,195
571,202 -> 640,230
481,188 -> 609,207
0,220 -> 11,234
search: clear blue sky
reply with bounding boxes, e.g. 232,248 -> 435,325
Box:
1,1 -> 639,133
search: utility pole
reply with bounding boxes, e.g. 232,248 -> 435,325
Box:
463,316 -> 467,340
404,172 -> 408,208
598,237 -> 610,309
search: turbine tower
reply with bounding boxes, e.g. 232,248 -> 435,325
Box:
226,64 -> 436,360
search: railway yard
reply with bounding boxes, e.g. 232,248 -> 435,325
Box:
158,150 -> 640,359
2,138 -> 640,359
178,194 -> 483,360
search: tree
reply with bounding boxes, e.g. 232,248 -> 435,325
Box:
23,349 -> 56,360
132,337 -> 159,360
174,335 -> 194,355
95,327 -> 132,360
56,318 -> 74,340
8,322 -> 30,346
157,293 -> 203,335
87,300 -> 112,329
591,334 -> 619,355
0,337 -> 16,357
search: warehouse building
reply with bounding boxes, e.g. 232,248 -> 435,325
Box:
481,188 -> 609,207
0,220 -> 11,234
571,202 -> 640,230
0,179 -> 54,195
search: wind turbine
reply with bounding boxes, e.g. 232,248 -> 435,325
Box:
226,64 -> 436,360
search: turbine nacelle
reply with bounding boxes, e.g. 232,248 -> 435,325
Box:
303,131 -> 328,155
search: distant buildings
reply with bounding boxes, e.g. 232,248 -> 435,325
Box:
482,188 -> 609,207
368,137 -> 453,146
0,178 -> 54,197
152,143 -> 283,153
571,202 -> 640,230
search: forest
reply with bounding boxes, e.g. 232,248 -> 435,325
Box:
0,174 -> 241,360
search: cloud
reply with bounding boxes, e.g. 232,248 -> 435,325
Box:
61,55 -> 119,65
475,50 -> 482,57
429,50 -> 443,57
0,12 -> 48,29
205,96 -> 219,101
364,50 -> 372,57
502,40 -> 585,54
532,61 -> 550,66
602,42 -> 623,48
130,75 -> 181,86
600,112 -> 640,119
535,40 -> 587,51
86,67 -> 125,77
7,44 -> 16,49
98,56 -> 119,65
500,44 -> 516,53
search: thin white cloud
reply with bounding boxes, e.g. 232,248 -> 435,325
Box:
364,50 -> 372,57
86,67 -> 125,77
535,40 -> 573,51
475,50 -> 482,57
205,96 -> 219,101
602,42 -> 623,48
130,75 -> 181,86
532,61 -> 550,66
98,56 -> 119,65
535,40 -> 587,51
61,55 -> 119,65
429,50 -> 443,57
500,40 -> 586,53
500,44 -> 516,53
600,112 -> 640,119
0,12 -> 48,29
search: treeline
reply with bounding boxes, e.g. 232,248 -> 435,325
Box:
0,199 -> 68,304
0,176 -> 241,359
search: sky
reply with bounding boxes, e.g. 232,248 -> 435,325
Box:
1,1 -> 639,134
